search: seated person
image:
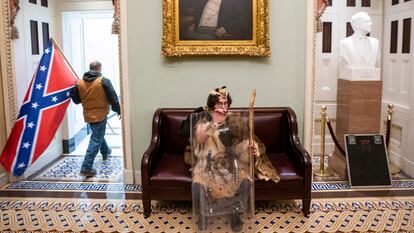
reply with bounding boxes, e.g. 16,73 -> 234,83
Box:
180,86 -> 280,183
180,86 -> 280,231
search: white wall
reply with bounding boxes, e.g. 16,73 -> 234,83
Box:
382,0 -> 414,177
126,0 -> 307,171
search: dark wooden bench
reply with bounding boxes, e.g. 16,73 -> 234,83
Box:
141,107 -> 312,217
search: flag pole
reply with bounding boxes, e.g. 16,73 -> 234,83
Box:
50,37 -> 80,80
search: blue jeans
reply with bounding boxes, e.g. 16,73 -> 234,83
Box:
81,118 -> 110,171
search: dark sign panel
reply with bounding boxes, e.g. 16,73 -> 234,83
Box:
345,134 -> 392,188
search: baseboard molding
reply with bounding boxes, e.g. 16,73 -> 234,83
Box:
134,170 -> 141,185
63,126 -> 88,154
390,151 -> 414,177
123,169 -> 140,184
0,173 -> 8,187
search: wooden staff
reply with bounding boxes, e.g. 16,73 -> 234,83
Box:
249,89 -> 256,146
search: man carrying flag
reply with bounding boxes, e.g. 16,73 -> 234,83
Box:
71,60 -> 120,178
0,39 -> 78,176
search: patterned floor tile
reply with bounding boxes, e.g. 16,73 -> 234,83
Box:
3,181 -> 141,192
3,178 -> 413,193
312,179 -> 414,191
32,156 -> 123,182
0,197 -> 413,232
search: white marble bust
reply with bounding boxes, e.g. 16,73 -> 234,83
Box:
338,12 -> 380,69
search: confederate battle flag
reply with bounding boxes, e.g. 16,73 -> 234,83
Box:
0,40 -> 77,176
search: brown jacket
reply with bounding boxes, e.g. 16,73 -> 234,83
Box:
77,77 -> 109,123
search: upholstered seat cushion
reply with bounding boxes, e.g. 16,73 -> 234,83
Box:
269,152 -> 302,184
256,153 -> 302,185
151,153 -> 192,186
150,152 -> 301,186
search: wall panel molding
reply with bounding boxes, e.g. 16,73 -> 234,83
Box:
381,101 -> 410,175
119,0 -> 135,183
0,0 -> 18,136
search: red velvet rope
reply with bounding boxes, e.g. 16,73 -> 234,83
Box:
326,120 -> 346,156
386,118 -> 391,149
325,113 -> 392,156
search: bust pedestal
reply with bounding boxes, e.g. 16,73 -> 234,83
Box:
339,68 -> 381,81
329,68 -> 382,180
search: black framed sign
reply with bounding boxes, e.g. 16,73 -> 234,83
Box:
345,134 -> 392,188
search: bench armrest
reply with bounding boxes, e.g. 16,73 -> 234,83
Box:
141,109 -> 163,187
286,108 -> 312,185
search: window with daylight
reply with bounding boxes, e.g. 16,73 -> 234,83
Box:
322,22 -> 332,53
390,20 -> 398,54
30,20 -> 39,55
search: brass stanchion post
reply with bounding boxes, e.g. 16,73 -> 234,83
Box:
386,104 -> 401,175
314,105 -> 335,179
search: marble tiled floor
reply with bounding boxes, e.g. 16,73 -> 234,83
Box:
32,156 -> 124,182
28,115 -> 124,183
0,196 -> 413,232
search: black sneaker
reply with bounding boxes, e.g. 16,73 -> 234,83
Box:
80,168 -> 97,177
102,148 -> 112,161
230,214 -> 243,232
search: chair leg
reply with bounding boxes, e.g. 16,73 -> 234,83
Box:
143,199 -> 151,218
302,197 -> 311,217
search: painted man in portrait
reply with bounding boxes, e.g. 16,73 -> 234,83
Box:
179,0 -> 253,40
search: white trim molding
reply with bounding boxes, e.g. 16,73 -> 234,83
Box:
381,101 -> 411,175
0,173 -> 7,187
119,0 -> 135,184
304,0 -> 316,155
0,0 -> 18,136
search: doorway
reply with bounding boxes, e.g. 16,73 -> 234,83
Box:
25,11 -> 124,183
0,0 -> 136,188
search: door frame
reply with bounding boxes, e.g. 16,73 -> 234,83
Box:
0,0 -> 136,184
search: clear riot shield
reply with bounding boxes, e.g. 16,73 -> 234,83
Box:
191,111 -> 254,233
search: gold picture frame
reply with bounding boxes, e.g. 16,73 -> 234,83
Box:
161,0 -> 270,57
